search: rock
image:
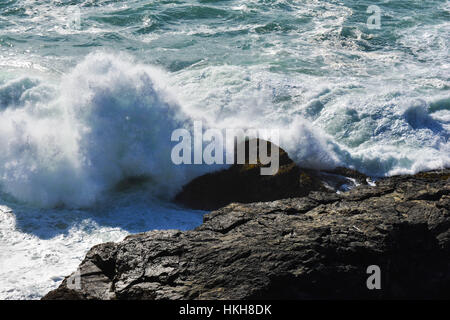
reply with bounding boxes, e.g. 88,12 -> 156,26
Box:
324,167 -> 369,184
174,139 -> 327,210
44,169 -> 450,300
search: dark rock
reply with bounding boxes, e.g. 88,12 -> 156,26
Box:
324,167 -> 369,185
174,139 -> 327,210
44,169 -> 450,300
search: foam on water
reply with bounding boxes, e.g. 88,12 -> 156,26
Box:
0,192 -> 204,299
0,52 -> 216,208
3,50 -> 446,206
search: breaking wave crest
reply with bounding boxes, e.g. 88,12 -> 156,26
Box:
0,52 -> 449,208
0,53 -> 208,207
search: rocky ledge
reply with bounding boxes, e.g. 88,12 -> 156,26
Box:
174,139 -> 368,211
44,169 -> 450,299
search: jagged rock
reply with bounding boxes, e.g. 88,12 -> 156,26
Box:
44,169 -> 450,300
174,139 -> 327,210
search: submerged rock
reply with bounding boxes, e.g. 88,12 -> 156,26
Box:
44,169 -> 450,300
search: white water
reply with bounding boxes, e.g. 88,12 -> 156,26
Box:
0,191 -> 205,299
1,51 -> 448,299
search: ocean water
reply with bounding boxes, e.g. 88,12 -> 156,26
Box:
0,0 -> 449,299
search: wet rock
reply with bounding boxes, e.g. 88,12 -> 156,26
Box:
44,169 -> 450,300
174,139 -> 327,210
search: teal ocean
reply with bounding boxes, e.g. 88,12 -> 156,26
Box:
0,0 -> 449,299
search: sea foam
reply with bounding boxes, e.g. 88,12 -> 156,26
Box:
0,52 -> 449,209
0,52 -> 210,208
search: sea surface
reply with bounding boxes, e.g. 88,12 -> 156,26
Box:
0,0 -> 449,299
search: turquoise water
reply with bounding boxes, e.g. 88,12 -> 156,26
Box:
0,0 -> 449,299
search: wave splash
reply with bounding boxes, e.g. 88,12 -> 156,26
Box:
0,52 -> 449,208
0,52 -> 210,208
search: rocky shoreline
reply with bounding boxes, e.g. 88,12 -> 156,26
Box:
174,140 -> 370,211
44,165 -> 449,300
43,141 -> 450,300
